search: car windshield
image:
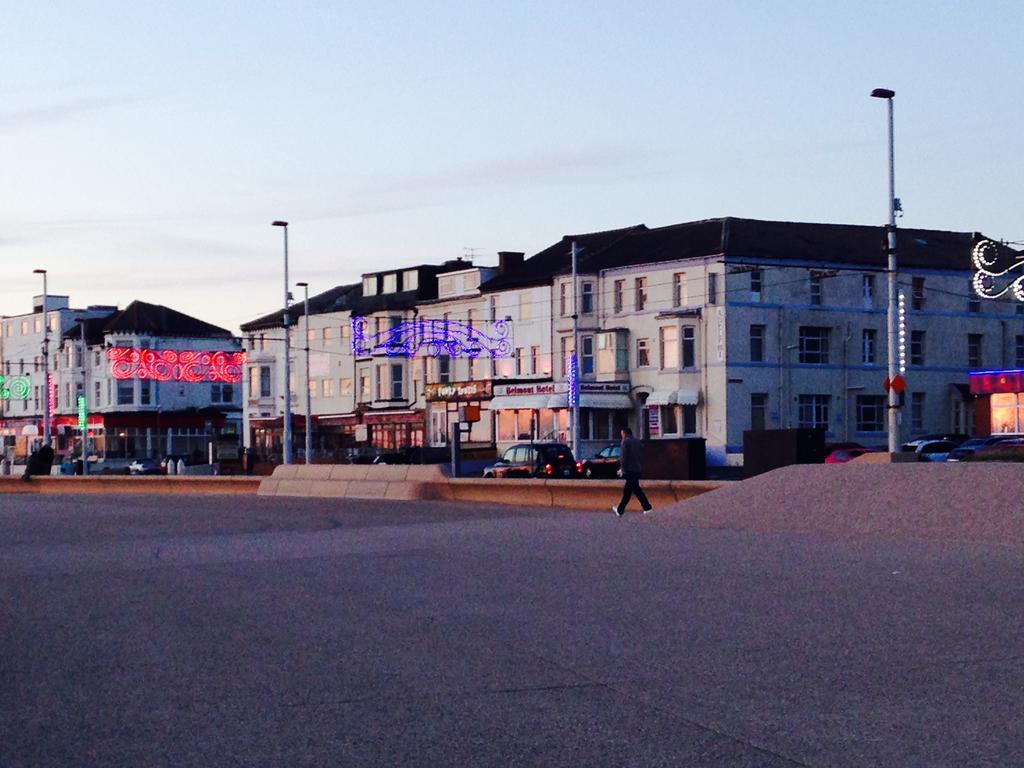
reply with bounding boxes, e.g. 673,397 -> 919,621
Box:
539,445 -> 572,462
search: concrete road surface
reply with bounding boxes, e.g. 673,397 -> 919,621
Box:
2,494 -> 1022,767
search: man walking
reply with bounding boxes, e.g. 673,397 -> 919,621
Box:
613,427 -> 652,516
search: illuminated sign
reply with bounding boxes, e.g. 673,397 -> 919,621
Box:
972,239 -> 1024,301
48,374 -> 56,413
0,375 -> 30,400
566,353 -> 580,408
106,348 -> 246,383
970,370 -> 1024,395
352,318 -> 512,359
424,380 -> 493,402
77,395 -> 87,432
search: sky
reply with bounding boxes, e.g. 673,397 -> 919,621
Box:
2,0 -> 1022,333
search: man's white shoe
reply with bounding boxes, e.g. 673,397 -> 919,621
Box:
612,505 -> 624,517
643,507 -> 653,515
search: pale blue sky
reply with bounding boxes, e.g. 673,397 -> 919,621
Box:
2,0 -> 1021,332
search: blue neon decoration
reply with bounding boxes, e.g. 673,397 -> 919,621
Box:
352,317 -> 512,358
566,353 -> 580,407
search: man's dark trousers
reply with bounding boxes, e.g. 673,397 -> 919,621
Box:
617,471 -> 651,513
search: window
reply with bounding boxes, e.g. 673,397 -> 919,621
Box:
637,338 -> 650,367
681,327 -> 696,368
751,393 -> 768,431
1016,335 -> 1024,368
809,272 -> 823,306
798,327 -> 830,364
660,326 -> 678,369
341,378 -> 352,395
439,356 -> 451,384
911,392 -> 925,431
682,405 -> 697,435
322,327 -> 334,344
750,325 -> 765,362
855,395 -> 885,432
375,363 -> 387,400
359,369 -> 370,401
865,276 -> 877,308
318,378 -> 332,398
259,366 -> 271,398
912,277 -> 925,310
309,379 -> 319,398
391,363 -> 403,399
750,269 -> 762,302
910,330 -> 925,366
94,380 -> 101,406
519,290 -> 532,321
467,309 -> 477,330
613,280 -> 624,313
307,327 -> 316,344
968,279 -> 980,313
596,332 -> 628,374
403,270 -> 419,291
661,405 -> 678,434
581,336 -> 594,375
530,345 -> 540,375
581,282 -> 594,314
797,394 -> 830,430
559,283 -> 568,316
861,329 -> 877,365
139,380 -> 151,405
362,276 -> 377,296
707,272 -> 718,305
488,296 -> 497,321
968,333 -> 983,368
634,277 -> 647,311
673,273 -> 687,308
515,347 -> 525,376
117,380 -> 133,405
382,273 -> 397,294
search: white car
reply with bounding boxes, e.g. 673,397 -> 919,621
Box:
915,440 -> 958,462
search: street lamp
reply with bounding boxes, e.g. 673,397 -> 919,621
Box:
296,281 -> 313,464
32,269 -> 50,447
870,87 -> 900,453
272,221 -> 293,464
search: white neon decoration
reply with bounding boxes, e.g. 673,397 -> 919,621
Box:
897,291 -> 907,374
972,239 -> 1024,301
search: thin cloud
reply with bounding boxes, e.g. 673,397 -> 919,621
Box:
0,95 -> 150,133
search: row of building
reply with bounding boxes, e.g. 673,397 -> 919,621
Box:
3,216 -> 1023,468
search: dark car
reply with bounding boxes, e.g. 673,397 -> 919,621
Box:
580,444 -> 621,478
947,435 -> 1017,461
483,443 -> 579,479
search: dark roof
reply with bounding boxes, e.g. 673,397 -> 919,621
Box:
241,283 -> 361,332
480,225 -> 647,292
720,217 -> 981,270
62,315 -> 116,345
103,301 -> 234,338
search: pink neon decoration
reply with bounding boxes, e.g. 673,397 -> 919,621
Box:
106,348 -> 246,383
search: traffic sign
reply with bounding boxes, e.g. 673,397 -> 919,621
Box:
883,375 -> 906,394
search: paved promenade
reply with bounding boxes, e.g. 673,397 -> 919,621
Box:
2,492 -> 1022,767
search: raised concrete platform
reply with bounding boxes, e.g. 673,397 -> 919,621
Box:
0,475 -> 260,495
257,464 -> 721,509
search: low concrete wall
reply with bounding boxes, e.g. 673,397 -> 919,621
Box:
257,465 -> 720,510
0,476 -> 260,495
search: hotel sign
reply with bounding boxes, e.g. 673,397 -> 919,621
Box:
425,380 -> 492,402
493,382 -> 559,397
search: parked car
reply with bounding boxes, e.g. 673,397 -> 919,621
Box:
824,446 -> 873,464
947,435 -> 1017,461
128,458 -> 162,475
901,433 -> 969,452
972,437 -> 1024,460
580,444 -> 621,478
483,443 -> 579,479
915,439 -> 958,462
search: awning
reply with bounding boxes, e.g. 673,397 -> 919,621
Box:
646,390 -> 675,406
490,395 -> 553,410
363,409 -> 423,425
675,389 -> 700,406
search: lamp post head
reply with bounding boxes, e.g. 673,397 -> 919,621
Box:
296,281 -> 308,288
271,220 -> 288,227
871,88 -> 895,99
32,268 -> 47,275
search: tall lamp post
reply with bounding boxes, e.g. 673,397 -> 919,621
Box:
272,221 -> 293,464
871,87 -> 900,454
296,281 -> 313,464
32,269 -> 50,447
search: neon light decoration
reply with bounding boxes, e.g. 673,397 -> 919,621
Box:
48,374 -> 57,413
0,375 -> 31,400
970,370 -> 1024,395
351,318 -> 511,358
972,239 -> 1024,301
106,348 -> 247,383
566,353 -> 580,407
898,291 -> 907,375
77,395 -> 87,432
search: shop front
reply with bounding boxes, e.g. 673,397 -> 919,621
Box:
362,409 -> 424,454
970,370 -> 1024,435
425,380 -> 493,448
491,381 -> 633,456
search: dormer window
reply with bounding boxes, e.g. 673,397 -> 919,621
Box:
362,276 -> 378,296
403,270 -> 419,291
382,273 -> 397,294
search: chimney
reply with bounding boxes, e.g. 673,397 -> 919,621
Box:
497,251 -> 525,273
